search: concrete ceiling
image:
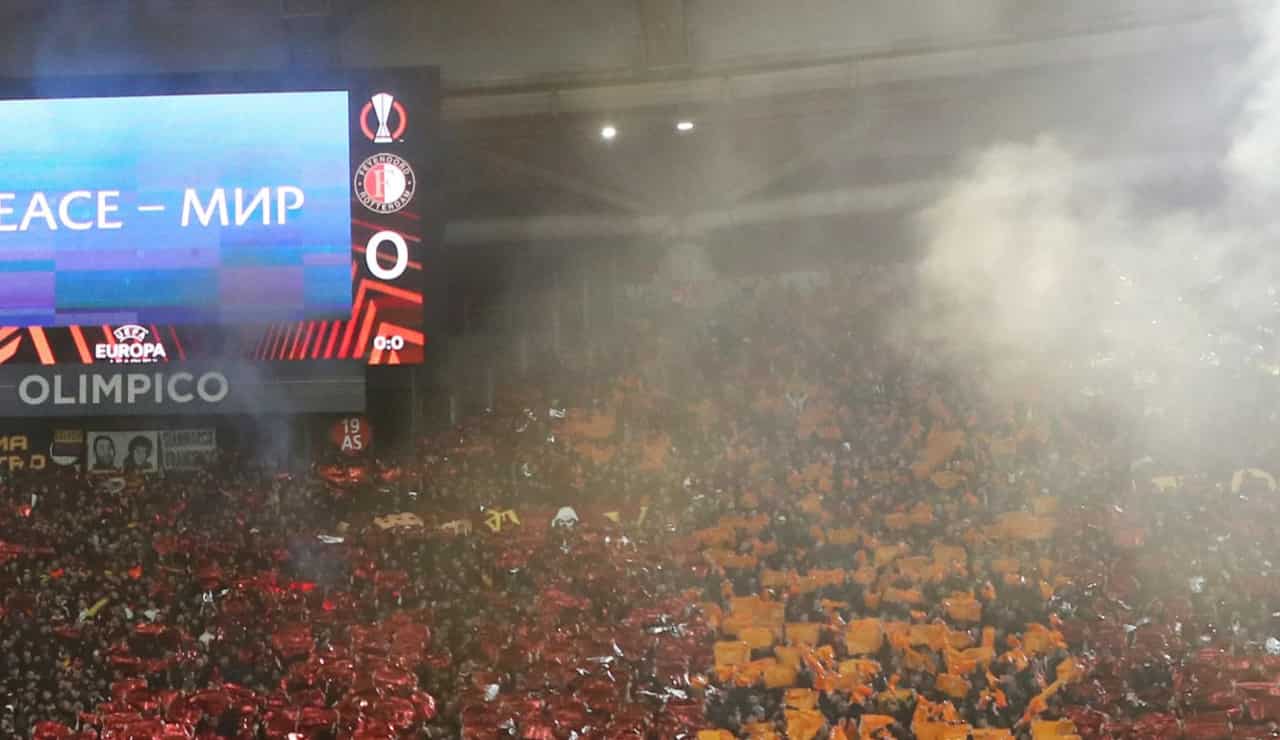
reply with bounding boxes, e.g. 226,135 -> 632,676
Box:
440,7 -> 1251,249
0,0 -> 1251,90
0,0 -> 1261,256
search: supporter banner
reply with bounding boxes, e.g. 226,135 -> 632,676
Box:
87,431 -> 160,474
50,429 -> 84,468
0,428 -> 51,473
160,429 -> 217,472
0,361 -> 365,417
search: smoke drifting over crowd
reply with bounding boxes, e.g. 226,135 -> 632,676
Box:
909,4 -> 1280,464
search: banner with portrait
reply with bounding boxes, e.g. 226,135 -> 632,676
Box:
159,429 -> 217,472
87,431 -> 160,475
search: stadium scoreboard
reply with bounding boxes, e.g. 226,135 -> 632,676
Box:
0,69 -> 438,370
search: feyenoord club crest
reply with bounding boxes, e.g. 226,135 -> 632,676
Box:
360,92 -> 407,143
355,153 -> 416,214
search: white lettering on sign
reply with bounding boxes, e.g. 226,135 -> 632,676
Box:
235,188 -> 271,226
182,187 -> 305,227
0,188 -> 308,231
93,325 -> 168,365
95,343 -> 169,362
18,372 -> 230,407
373,335 -> 406,351
59,191 -> 94,231
98,191 -> 122,229
182,188 -> 227,227
341,417 -> 364,452
0,190 -> 126,231
19,193 -> 56,230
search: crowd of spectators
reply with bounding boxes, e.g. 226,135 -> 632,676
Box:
4,265 -> 1280,738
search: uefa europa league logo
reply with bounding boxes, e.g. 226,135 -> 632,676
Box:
371,93 -> 395,143
361,92 -> 408,144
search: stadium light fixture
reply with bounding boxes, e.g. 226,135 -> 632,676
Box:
600,124 -> 618,141
676,120 -> 695,132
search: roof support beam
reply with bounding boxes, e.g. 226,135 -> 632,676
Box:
444,9 -> 1243,120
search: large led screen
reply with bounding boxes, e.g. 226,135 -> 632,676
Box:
0,68 -> 439,370
0,92 -> 352,327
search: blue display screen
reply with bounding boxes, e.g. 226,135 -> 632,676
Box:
0,91 -> 352,327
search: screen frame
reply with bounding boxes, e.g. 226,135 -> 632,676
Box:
0,68 -> 440,102
0,66 -> 440,368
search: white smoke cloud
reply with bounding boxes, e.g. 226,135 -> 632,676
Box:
910,7 -> 1280,457
1226,4 -> 1280,200
915,137 -> 1226,371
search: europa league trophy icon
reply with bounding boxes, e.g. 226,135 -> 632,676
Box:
371,93 -> 395,143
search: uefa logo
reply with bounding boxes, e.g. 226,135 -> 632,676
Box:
355,153 -> 416,214
113,325 -> 149,343
360,93 -> 407,144
95,324 -> 167,364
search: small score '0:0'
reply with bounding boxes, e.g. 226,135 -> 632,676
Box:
373,335 -> 406,351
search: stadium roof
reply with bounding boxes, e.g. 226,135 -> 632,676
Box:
0,0 -> 1256,257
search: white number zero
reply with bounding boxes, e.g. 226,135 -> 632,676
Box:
365,230 -> 409,280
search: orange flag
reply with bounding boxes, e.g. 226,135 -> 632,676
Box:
785,708 -> 826,740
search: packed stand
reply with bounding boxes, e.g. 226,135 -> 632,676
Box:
5,268 -> 1280,738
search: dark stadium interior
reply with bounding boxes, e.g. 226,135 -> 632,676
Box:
1,1 -> 1279,739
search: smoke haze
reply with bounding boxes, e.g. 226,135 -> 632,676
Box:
907,4 -> 1280,464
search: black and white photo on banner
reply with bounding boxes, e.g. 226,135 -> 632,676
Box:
87,431 -> 160,474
